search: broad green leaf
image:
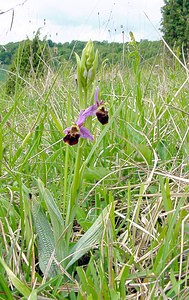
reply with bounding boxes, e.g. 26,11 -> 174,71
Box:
32,199 -> 58,277
38,179 -> 64,231
66,203 -> 113,269
37,179 -> 66,262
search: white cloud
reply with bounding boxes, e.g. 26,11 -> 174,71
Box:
0,0 -> 164,45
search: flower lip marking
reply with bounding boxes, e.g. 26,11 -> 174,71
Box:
96,105 -> 109,125
63,123 -> 81,146
63,111 -> 94,146
94,86 -> 109,124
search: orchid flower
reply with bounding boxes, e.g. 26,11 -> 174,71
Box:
63,110 -> 94,146
81,86 -> 109,125
63,87 -> 108,145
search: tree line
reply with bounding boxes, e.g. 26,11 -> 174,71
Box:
0,35 -> 163,94
1,0 -> 188,72
0,38 -> 162,69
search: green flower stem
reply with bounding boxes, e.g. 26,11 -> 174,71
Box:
64,86 -> 88,243
65,85 -> 88,244
71,141 -> 84,203
64,40 -> 97,245
63,144 -> 69,217
63,91 -> 71,218
65,140 -> 84,244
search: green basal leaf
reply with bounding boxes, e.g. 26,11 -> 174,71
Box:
66,203 -> 113,269
38,179 -> 66,263
32,199 -> 58,278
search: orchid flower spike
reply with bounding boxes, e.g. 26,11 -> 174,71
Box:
63,110 -> 94,146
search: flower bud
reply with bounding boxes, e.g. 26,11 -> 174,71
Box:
81,40 -> 95,71
76,40 -> 98,90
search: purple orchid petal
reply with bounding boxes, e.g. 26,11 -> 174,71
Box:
94,86 -> 100,105
76,110 -> 87,127
76,86 -> 104,126
80,126 -> 94,141
94,86 -> 104,107
63,86 -> 108,147
81,104 -> 97,118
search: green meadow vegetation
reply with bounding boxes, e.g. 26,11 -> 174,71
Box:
0,33 -> 189,300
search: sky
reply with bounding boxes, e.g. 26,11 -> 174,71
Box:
0,0 -> 164,45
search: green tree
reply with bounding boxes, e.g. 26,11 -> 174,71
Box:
161,0 -> 189,58
6,31 -> 50,94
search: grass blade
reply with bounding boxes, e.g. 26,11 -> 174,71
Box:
0,257 -> 31,297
